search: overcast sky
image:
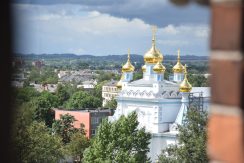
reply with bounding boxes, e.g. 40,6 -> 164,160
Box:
13,0 -> 210,56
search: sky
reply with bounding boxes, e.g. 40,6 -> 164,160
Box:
12,0 -> 210,56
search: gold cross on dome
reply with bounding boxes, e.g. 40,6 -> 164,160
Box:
152,25 -> 157,37
177,49 -> 180,59
128,48 -> 130,59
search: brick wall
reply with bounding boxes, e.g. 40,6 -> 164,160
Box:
208,0 -> 244,162
55,110 -> 91,138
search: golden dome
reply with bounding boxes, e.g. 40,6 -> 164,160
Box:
144,26 -> 163,64
153,61 -> 166,73
116,73 -> 124,89
173,49 -> 184,73
122,49 -> 135,73
142,64 -> 146,72
179,65 -> 192,92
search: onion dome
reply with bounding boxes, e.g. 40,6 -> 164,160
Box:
173,49 -> 185,73
179,65 -> 192,92
144,26 -> 163,64
142,64 -> 146,72
153,61 -> 166,73
122,49 -> 135,73
116,73 -> 124,89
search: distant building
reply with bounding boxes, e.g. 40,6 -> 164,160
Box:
12,57 -> 24,68
204,73 -> 211,78
32,60 -> 44,68
12,73 -> 26,81
30,83 -> 57,93
58,70 -> 96,84
77,80 -> 97,89
11,81 -> 24,88
54,109 -> 112,138
102,80 -> 118,107
11,73 -> 26,88
58,71 -> 69,79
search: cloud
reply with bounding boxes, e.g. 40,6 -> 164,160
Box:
13,4 -> 210,56
12,0 -> 210,27
161,25 -> 179,35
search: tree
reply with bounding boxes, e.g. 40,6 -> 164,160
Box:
188,74 -> 209,87
66,132 -> 90,162
32,91 -> 59,127
13,87 -> 40,105
52,114 -> 90,162
134,72 -> 143,80
66,91 -> 102,109
28,67 -> 58,84
96,72 -> 114,83
24,121 -> 64,163
29,67 -> 41,83
158,108 -> 208,163
90,81 -> 106,100
52,114 -> 79,144
12,102 -> 35,162
104,98 -> 117,109
83,112 -> 151,163
55,84 -> 71,106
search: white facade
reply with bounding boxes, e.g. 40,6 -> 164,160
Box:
173,72 -> 184,82
111,78 -> 182,133
110,69 -> 210,162
102,81 -> 119,107
109,30 -> 210,162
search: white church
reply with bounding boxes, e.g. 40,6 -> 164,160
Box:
109,27 -> 210,162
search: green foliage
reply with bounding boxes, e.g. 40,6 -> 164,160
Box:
12,103 -> 35,162
29,67 -> 58,84
52,114 -> 90,161
66,132 -> 90,162
188,74 -> 209,87
83,112 -> 151,163
52,114 -> 79,144
13,87 -> 40,105
66,91 -> 102,109
96,71 -> 118,83
91,82 -> 105,100
24,121 -> 64,163
104,98 -> 117,109
75,61 -> 89,69
134,72 -> 143,80
12,103 -> 64,163
55,84 -> 71,106
29,67 -> 41,82
158,108 -> 208,163
32,91 -> 59,127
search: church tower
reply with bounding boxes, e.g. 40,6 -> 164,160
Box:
116,49 -> 134,89
142,26 -> 166,81
172,49 -> 185,82
153,61 -> 166,81
172,64 -> 192,129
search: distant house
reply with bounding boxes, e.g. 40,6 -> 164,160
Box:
54,109 -> 112,138
102,80 -> 118,107
58,70 -> 96,84
58,71 -> 69,79
11,81 -> 24,88
30,83 -> 57,93
32,60 -> 45,68
12,57 -> 24,68
77,80 -> 97,89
